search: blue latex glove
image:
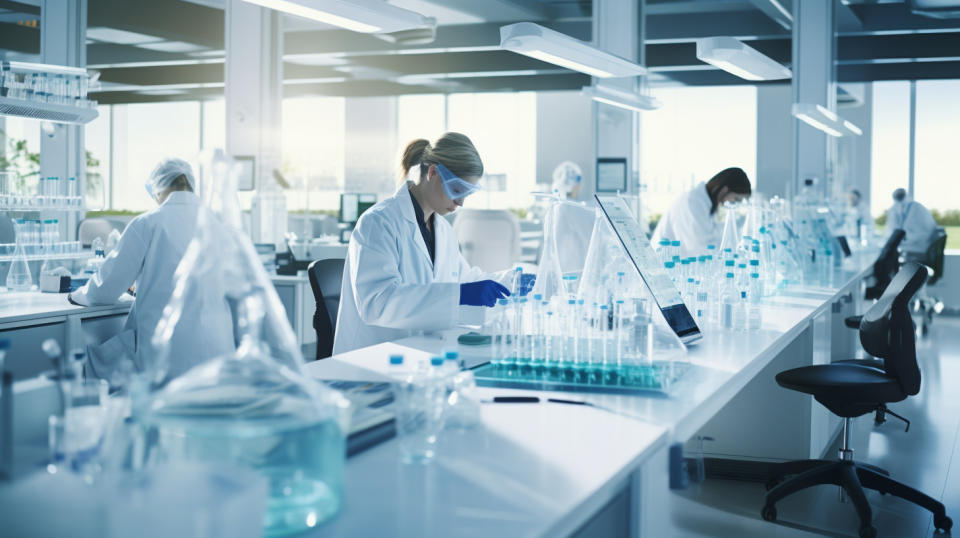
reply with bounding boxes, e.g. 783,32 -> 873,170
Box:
518,273 -> 536,297
460,280 -> 510,307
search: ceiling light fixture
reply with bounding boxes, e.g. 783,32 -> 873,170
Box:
239,0 -> 431,34
842,119 -> 863,136
582,84 -> 661,112
696,36 -> 791,81
792,103 -> 843,137
500,22 -> 647,78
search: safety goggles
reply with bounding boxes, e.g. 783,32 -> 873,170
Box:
144,183 -> 155,200
435,162 -> 480,201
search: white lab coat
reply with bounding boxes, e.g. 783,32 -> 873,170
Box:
885,199 -> 938,255
651,182 -> 718,256
333,184 -> 498,355
72,192 -> 235,381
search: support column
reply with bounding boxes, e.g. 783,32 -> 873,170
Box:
40,0 -> 86,240
225,0 -> 282,195
791,0 -> 836,198
590,0 -> 643,201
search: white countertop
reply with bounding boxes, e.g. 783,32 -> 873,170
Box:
0,291 -> 133,326
306,350 -> 667,538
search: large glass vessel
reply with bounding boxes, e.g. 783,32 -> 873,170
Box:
145,151 -> 348,535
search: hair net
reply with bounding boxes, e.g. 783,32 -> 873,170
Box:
148,158 -> 196,194
551,161 -> 582,195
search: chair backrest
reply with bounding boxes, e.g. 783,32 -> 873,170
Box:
872,228 -> 906,293
860,262 -> 928,396
452,209 -> 521,273
307,258 -> 345,360
923,227 -> 947,285
78,218 -> 114,248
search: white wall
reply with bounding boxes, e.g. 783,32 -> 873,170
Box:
535,91 -> 594,201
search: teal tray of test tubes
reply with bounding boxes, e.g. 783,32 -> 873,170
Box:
472,359 -> 690,395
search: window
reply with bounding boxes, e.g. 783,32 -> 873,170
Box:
84,106 -> 111,210
870,81 -> 911,219
447,92 -> 537,210
914,80 -> 960,214
397,94 -> 445,156
0,117 -> 41,196
111,102 -> 201,212
281,96 -> 345,212
639,85 -> 757,219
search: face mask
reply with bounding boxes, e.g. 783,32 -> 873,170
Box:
435,162 -> 480,201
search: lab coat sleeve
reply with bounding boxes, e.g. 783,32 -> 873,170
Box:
350,214 -> 460,331
72,222 -> 147,306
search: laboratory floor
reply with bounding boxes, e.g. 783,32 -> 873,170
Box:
667,315 -> 960,538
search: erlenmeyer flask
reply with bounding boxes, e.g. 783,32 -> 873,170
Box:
146,150 -> 349,536
718,203 -> 741,257
6,218 -> 33,291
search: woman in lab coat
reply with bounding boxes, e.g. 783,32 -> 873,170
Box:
333,133 -> 525,355
651,167 -> 752,256
69,159 -> 234,383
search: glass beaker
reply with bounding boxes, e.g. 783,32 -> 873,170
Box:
48,379 -> 109,474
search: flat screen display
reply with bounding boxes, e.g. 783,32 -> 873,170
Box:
596,157 -> 627,193
595,194 -> 702,344
340,193 -> 377,224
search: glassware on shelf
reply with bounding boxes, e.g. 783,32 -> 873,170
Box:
6,219 -> 34,291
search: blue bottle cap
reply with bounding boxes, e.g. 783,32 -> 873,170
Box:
497,298 -> 509,306
389,355 -> 404,365
725,260 -> 735,267
750,273 -> 760,279
430,357 -> 444,366
615,299 -> 625,304
741,291 -> 747,299
726,273 -> 735,278
533,293 -> 543,301
681,259 -> 690,265
444,350 -> 459,360
671,240 -> 681,247
659,239 -> 671,246
577,299 -> 585,305
750,259 -> 760,266
687,277 -> 694,283
724,247 -> 732,252
600,304 -> 609,310
707,244 -> 716,250
739,263 -> 746,268
617,271 -> 626,276
664,261 -> 675,269
568,299 -> 576,305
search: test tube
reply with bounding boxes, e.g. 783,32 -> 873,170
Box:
529,295 -> 543,367
515,297 -> 528,367
599,304 -> 609,371
615,299 -> 625,371
544,308 -> 554,368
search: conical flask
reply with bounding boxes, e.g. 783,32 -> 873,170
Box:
6,218 -> 33,291
146,150 -> 349,536
718,203 -> 741,257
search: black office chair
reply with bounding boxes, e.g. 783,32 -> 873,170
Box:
914,228 -> 947,336
762,263 -> 952,538
307,258 -> 345,360
844,228 -> 907,333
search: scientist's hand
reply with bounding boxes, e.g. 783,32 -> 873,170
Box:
518,273 -> 536,297
460,280 -> 510,307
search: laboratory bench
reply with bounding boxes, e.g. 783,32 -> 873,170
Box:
301,250 -> 877,537
0,273 -> 317,380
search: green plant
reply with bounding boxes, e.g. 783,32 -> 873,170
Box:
0,128 -> 103,201
0,129 -> 40,192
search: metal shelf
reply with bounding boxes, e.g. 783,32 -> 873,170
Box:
0,196 -> 85,212
0,96 -> 98,125
0,251 -> 89,263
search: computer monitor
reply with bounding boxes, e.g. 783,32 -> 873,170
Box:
596,157 -> 627,193
339,193 -> 377,225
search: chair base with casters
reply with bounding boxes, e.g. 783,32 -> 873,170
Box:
763,263 -> 952,538
762,417 -> 950,538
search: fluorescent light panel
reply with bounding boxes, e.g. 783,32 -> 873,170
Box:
696,36 -> 791,81
500,22 -> 647,78
583,84 -> 660,112
792,103 -> 843,137
239,0 -> 430,34
87,27 -> 164,45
